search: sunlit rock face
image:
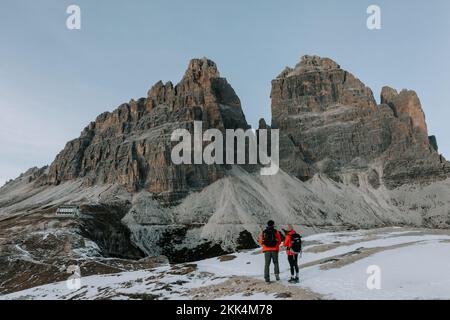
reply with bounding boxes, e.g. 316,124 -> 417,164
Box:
45,58 -> 249,203
271,55 -> 450,187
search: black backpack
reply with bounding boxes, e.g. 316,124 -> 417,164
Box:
290,233 -> 302,254
263,228 -> 278,247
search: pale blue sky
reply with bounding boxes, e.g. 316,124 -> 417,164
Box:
1,0 -> 450,186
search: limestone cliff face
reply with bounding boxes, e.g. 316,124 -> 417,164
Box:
3,55 -> 450,266
271,55 -> 450,188
272,55 -> 377,117
45,55 -> 449,197
380,87 -> 429,147
145,58 -> 247,130
46,58 -> 248,202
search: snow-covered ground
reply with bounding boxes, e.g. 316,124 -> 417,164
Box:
2,227 -> 450,300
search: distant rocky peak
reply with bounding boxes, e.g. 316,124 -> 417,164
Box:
145,58 -> 242,118
271,55 -> 376,117
381,86 -> 428,137
278,55 -> 341,78
271,55 -> 450,188
380,86 -> 398,105
44,57 -> 248,195
183,57 -> 220,82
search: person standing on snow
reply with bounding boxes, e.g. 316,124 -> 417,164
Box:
283,224 -> 302,283
259,220 -> 282,284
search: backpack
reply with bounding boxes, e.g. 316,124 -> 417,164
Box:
290,233 -> 302,254
262,228 -> 278,247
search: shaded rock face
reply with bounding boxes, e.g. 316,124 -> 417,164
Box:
79,203 -> 145,259
257,120 -> 312,181
271,55 -> 450,188
429,136 -> 438,152
45,58 -> 248,203
380,87 -> 428,147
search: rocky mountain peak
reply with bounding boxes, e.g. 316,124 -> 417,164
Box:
380,86 -> 398,105
43,58 -> 248,199
25,55 -> 449,195
277,55 -> 341,78
183,57 -> 220,82
271,55 -> 376,122
381,86 -> 428,138
272,55 -> 449,187
145,58 -> 245,129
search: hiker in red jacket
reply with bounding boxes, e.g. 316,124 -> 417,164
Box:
259,220 -> 282,283
283,224 -> 301,283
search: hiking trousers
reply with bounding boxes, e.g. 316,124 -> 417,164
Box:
264,251 -> 280,281
288,254 -> 299,276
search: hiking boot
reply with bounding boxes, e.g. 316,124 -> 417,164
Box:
265,279 -> 271,284
275,275 -> 280,281
288,277 -> 296,283
294,277 -> 299,283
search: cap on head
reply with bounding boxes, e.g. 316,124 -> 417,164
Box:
267,220 -> 275,227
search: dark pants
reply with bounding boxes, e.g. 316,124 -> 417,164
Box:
264,251 -> 280,282
288,254 -> 299,276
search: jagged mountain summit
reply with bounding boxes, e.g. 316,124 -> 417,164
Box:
1,55 -> 450,291
272,55 -> 449,188
44,58 -> 248,204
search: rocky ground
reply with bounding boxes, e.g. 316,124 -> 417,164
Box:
0,208 -> 165,294
2,227 -> 450,300
2,163 -> 450,296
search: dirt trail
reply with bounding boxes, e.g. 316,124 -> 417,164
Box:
306,242 -> 421,271
187,276 -> 323,300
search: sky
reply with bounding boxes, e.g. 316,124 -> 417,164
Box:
1,0 -> 450,186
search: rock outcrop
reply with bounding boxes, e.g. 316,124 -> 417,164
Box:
271,55 -> 450,187
44,58 -> 248,204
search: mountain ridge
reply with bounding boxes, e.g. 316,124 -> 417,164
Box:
1,55 -> 450,269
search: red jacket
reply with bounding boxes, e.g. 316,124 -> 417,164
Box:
283,230 -> 299,256
259,228 -> 282,252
